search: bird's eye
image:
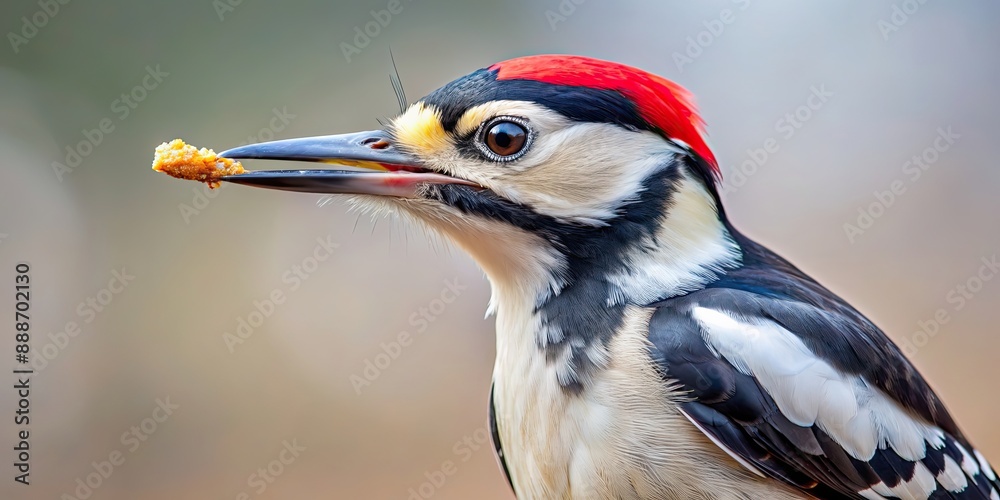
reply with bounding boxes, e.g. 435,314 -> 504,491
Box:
476,117 -> 532,162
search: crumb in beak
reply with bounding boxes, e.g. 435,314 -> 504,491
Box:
152,139 -> 244,189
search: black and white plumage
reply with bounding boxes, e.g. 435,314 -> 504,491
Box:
647,234 -> 1000,499
219,55 -> 997,499
475,151 -> 1000,498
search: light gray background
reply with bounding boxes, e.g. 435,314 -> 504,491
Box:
1,1 -> 998,498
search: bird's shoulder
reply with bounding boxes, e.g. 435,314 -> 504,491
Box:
646,239 -> 999,499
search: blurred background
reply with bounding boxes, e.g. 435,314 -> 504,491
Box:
1,1 -> 999,498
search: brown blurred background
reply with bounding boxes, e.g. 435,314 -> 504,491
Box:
1,1 -> 999,498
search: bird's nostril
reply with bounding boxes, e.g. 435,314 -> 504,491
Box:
360,137 -> 390,149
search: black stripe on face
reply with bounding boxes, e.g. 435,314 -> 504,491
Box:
427,160 -> 688,392
420,68 -> 651,135
425,159 -> 679,263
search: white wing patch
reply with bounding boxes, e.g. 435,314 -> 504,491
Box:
690,307 -> 944,462
857,488 -> 887,499
959,442 -> 982,477
686,306 -> 1000,499
871,462 -> 936,499
977,449 -> 998,481
938,454 -> 969,492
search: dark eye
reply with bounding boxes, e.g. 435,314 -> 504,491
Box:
477,117 -> 532,161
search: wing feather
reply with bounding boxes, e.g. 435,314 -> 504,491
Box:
649,288 -> 999,499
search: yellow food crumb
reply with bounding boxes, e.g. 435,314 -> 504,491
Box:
151,139 -> 244,189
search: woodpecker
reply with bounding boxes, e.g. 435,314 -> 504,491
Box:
218,55 -> 998,499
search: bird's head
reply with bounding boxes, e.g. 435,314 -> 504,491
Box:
222,55 -> 741,308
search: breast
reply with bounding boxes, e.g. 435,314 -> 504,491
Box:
490,305 -> 807,499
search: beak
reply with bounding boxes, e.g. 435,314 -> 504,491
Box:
217,130 -> 477,196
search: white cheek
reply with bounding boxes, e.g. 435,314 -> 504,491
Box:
504,124 -> 684,224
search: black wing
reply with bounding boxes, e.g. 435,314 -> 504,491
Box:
648,240 -> 999,499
